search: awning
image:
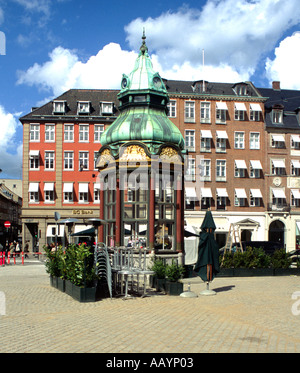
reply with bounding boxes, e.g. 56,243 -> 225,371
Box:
78,183 -> 89,193
291,189 -> 300,199
271,134 -> 285,142
272,188 -> 286,198
46,225 -> 64,237
291,160 -> 300,168
272,159 -> 285,168
185,187 -> 197,199
235,159 -> 247,169
216,102 -> 228,110
28,182 -> 39,192
71,227 -> 95,237
216,188 -> 228,197
235,188 -> 247,198
200,130 -> 212,138
250,103 -> 262,112
235,102 -> 247,111
250,160 -> 263,169
250,189 -> 262,198
216,130 -> 228,139
201,188 -> 212,198
94,183 -> 100,190
63,183 -> 73,192
44,182 -> 54,191
29,150 -> 39,157
291,135 -> 300,143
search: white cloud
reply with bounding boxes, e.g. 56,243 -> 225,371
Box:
125,0 -> 300,81
0,106 -> 22,178
16,0 -> 300,97
17,44 -> 138,96
265,32 -> 300,89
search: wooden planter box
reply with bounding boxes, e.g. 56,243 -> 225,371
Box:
72,284 -> 97,302
274,268 -> 300,276
65,280 -> 73,296
155,278 -> 166,292
218,268 -> 235,277
165,281 -> 183,296
50,275 -> 58,288
57,278 -> 65,292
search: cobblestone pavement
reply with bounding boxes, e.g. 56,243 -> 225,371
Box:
0,260 -> 299,353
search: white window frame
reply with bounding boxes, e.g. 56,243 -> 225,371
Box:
200,159 -> 211,181
200,102 -> 211,123
77,101 -> 90,114
45,124 -> 55,142
44,151 -> 55,170
185,130 -> 195,152
29,191 -> 39,203
64,151 -> 74,170
167,100 -> 177,117
101,102 -> 113,115
216,160 -> 226,181
184,101 -> 195,123
64,124 -> 74,142
94,124 -> 104,143
185,157 -> 196,181
29,155 -> 39,170
79,151 -> 89,170
79,124 -> 89,142
250,132 -> 260,150
53,101 -> 65,114
234,132 -> 245,149
272,109 -> 283,124
30,124 -> 40,142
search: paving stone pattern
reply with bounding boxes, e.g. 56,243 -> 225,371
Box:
0,261 -> 299,353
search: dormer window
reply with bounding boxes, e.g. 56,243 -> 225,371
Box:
233,83 -> 249,96
192,80 -> 208,93
77,101 -> 90,114
101,102 -> 113,115
272,105 -> 283,124
53,101 -> 65,114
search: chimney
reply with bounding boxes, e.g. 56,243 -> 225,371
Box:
272,81 -> 281,91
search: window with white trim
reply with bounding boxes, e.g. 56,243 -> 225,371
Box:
200,102 -> 210,123
64,151 -> 73,170
64,124 -> 74,142
94,124 -> 104,142
185,130 -> 195,152
45,124 -> 55,142
234,132 -> 245,149
53,101 -> 65,114
79,151 -> 89,170
186,157 -> 196,181
45,151 -> 55,170
30,124 -> 40,142
199,159 -> 211,181
216,160 -> 226,181
184,101 -> 195,122
167,100 -> 177,117
79,124 -> 89,142
250,132 -> 260,149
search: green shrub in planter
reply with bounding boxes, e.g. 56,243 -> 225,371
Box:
149,258 -> 167,292
165,260 -> 185,282
270,249 -> 292,269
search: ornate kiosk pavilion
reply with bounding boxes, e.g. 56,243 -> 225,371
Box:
96,33 -> 186,255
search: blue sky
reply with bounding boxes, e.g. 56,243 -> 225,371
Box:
1,0 -> 300,179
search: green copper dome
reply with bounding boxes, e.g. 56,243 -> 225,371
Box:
100,32 -> 184,153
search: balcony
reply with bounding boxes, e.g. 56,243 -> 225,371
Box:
267,203 -> 290,212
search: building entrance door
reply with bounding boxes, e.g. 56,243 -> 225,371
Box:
268,220 -> 285,246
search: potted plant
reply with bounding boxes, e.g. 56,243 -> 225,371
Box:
44,246 -> 60,288
67,243 -> 97,302
150,258 -> 167,292
165,260 -> 185,295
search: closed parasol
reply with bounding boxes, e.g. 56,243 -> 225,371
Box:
194,210 -> 220,295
